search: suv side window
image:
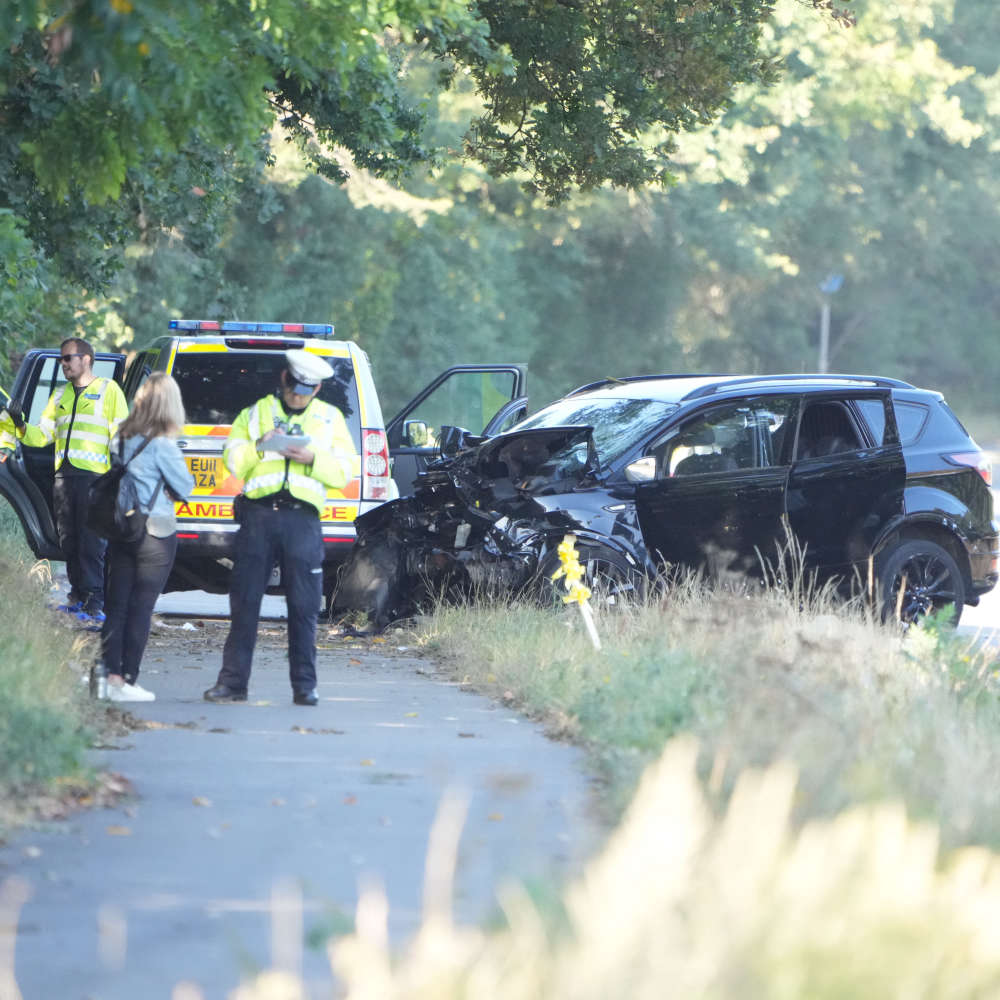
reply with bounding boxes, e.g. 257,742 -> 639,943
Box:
658,398 -> 796,478
893,401 -> 930,445
389,370 -> 519,449
795,400 -> 864,459
853,396 -> 901,447
855,399 -> 886,444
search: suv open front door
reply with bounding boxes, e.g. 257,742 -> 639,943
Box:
386,364 -> 528,496
0,349 -> 126,559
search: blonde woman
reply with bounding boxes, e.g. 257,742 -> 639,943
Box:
100,373 -> 194,702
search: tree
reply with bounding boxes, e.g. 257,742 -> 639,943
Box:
1,1 -> 849,304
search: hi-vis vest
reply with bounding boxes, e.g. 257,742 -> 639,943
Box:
0,386 -> 17,455
20,377 -> 129,474
224,394 -> 356,513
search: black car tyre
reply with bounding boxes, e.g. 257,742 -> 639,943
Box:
537,543 -> 643,609
331,535 -> 406,628
877,538 -> 966,627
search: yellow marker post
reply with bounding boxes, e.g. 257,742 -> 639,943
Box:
550,533 -> 602,650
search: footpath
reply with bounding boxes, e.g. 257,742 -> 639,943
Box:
0,618 -> 602,1000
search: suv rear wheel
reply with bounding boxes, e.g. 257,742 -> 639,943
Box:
877,538 -> 966,626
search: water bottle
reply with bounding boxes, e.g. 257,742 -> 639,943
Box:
90,663 -> 108,700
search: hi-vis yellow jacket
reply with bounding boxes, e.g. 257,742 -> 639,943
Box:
224,394 -> 356,513
19,377 -> 129,474
0,386 -> 18,455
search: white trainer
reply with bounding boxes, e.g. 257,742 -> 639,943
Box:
107,682 -> 156,703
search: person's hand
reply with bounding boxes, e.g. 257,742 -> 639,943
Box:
4,400 -> 25,431
0,447 -> 13,463
283,443 -> 315,465
255,430 -> 277,456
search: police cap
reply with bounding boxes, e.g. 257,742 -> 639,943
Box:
285,349 -> 334,395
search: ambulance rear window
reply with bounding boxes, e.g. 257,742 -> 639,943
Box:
170,352 -> 361,438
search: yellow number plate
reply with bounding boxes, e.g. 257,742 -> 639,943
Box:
187,455 -> 223,494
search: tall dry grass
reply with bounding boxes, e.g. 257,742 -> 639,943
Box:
417,569 -> 1000,849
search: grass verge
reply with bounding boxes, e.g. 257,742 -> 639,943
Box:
416,572 -> 1000,849
0,503 -> 108,838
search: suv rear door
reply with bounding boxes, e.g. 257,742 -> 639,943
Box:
785,390 -> 905,575
0,349 -> 126,559
386,364 -> 528,496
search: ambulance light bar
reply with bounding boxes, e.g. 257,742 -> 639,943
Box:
169,320 -> 335,338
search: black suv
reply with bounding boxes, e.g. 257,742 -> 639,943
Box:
335,373 -> 999,626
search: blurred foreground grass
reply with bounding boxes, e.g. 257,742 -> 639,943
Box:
320,740 -> 1000,999
0,503 -> 98,834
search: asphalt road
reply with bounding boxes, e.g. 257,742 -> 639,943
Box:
1,607 -> 602,1000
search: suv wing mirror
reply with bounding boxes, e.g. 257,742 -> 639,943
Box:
624,456 -> 657,483
404,419 -> 430,447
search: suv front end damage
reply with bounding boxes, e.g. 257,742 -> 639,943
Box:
333,425 -> 643,626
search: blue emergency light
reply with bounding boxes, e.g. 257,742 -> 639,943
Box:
169,320 -> 335,337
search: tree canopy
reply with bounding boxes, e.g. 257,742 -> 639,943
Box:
110,0 -> 1000,436
0,2 -> 850,287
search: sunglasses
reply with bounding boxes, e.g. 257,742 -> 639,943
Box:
60,353 -> 86,363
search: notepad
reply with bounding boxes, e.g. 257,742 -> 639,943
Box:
264,432 -> 312,452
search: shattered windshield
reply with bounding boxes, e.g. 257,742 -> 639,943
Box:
515,396 -> 678,466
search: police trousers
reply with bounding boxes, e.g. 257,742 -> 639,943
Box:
53,472 -> 107,611
219,499 -> 323,694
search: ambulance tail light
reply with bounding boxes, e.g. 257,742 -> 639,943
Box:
361,429 -> 391,500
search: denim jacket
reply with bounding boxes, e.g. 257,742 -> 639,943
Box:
112,434 -> 194,538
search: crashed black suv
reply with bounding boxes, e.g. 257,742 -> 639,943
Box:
334,373 -> 999,627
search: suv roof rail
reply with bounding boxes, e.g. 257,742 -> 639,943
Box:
565,372 -> 916,399
566,373 -> 731,396
168,320 -> 337,339
680,373 -> 916,400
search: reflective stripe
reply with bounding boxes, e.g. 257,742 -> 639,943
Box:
244,472 -> 287,493
62,429 -> 109,445
287,472 -> 324,493
247,406 -> 263,441
56,412 -> 110,430
71,415 -> 112,431
65,448 -> 110,467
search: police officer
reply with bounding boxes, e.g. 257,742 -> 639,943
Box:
17,339 -> 129,624
204,349 -> 356,705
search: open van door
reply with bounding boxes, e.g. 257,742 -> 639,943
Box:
0,349 -> 127,559
386,364 -> 527,497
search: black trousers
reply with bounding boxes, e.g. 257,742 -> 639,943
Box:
101,532 -> 178,683
218,500 -> 323,695
53,473 -> 107,611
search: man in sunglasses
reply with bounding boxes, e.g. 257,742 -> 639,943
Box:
14,338 -> 129,625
